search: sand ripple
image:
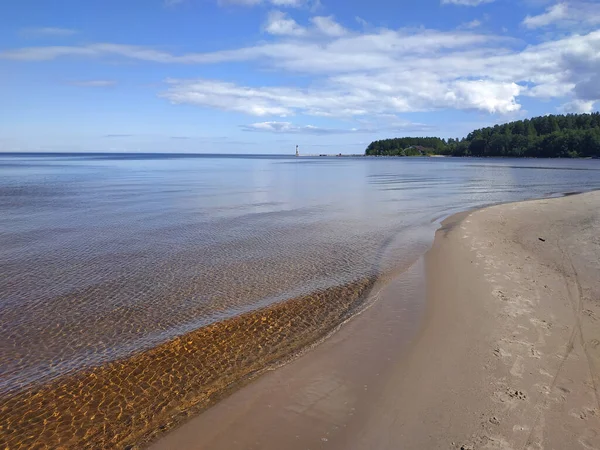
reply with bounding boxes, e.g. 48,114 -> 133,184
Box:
0,277 -> 373,449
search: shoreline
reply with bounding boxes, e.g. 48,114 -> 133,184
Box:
3,191 -> 599,449
151,191 -> 600,450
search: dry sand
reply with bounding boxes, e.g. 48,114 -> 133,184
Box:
152,191 -> 600,450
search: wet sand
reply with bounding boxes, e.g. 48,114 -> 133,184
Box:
152,191 -> 600,450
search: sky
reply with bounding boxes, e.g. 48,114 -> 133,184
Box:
1,0 -> 600,154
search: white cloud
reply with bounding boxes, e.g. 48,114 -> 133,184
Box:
310,16 -> 348,37
271,0 -> 305,6
0,30 -> 502,68
69,80 -> 117,87
20,27 -> 77,37
527,78 -> 575,98
156,29 -> 600,116
450,80 -> 522,113
523,2 -> 569,28
219,0 -> 262,5
523,1 -> 600,29
241,120 -> 433,134
459,19 -> 482,29
263,12 -> 346,37
162,79 -> 293,116
162,76 -> 522,117
560,99 -> 596,113
264,11 -> 306,36
242,121 -> 357,134
218,0 -> 305,6
441,0 -> 495,6
164,0 -> 186,6
355,16 -> 369,27
1,46 -> 96,61
4,20 -> 600,118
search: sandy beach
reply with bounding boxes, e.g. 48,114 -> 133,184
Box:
152,191 -> 600,450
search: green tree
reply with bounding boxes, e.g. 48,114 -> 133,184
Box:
365,113 -> 600,158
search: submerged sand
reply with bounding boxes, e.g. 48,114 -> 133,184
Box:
152,191 -> 600,450
0,278 -> 374,449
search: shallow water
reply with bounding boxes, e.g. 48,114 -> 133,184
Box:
1,154 -> 600,447
2,153 -> 600,393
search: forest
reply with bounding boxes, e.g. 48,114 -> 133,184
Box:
365,113 -> 600,158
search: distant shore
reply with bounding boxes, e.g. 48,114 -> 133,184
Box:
151,191 -> 600,450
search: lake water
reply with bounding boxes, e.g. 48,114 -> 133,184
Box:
2,153 -> 600,394
2,153 -> 600,448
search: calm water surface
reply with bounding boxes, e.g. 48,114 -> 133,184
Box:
2,153 -> 600,395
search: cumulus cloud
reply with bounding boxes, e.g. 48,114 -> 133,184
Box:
153,27 -> 599,116
4,18 -> 600,118
263,11 -> 306,36
561,99 -> 596,113
523,1 -> 600,29
523,2 -> 569,28
157,28 -> 600,116
263,12 -> 346,37
310,16 -> 348,37
162,76 -> 522,117
441,0 -> 495,6
450,80 -> 522,113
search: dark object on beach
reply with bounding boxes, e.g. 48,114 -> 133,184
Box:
539,237 -> 546,242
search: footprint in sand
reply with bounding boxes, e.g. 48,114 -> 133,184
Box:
493,387 -> 528,410
578,428 -> 599,450
507,389 -> 527,401
493,346 -> 511,358
493,289 -> 509,301
588,339 -> 600,350
569,407 -> 599,421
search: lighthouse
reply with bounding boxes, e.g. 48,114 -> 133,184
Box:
295,145 -> 299,157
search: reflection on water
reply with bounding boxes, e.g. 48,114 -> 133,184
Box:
1,153 -> 600,448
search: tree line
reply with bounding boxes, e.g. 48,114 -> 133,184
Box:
365,113 -> 600,158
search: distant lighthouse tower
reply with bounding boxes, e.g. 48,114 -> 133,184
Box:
295,145 -> 299,157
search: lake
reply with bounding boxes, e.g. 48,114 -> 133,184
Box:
2,153 -> 600,395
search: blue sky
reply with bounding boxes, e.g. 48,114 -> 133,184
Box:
1,0 -> 599,154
